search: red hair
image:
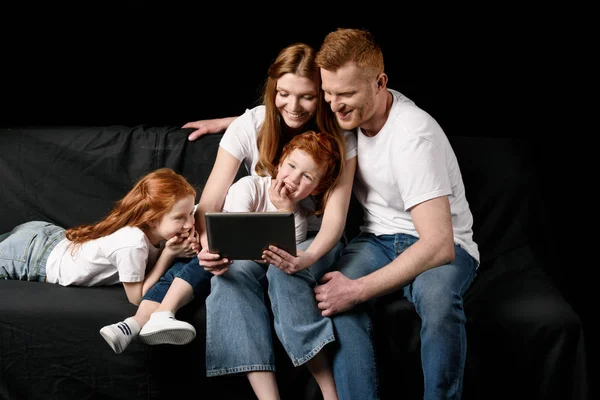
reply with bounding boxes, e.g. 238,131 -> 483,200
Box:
277,130 -> 342,215
256,43 -> 345,179
66,168 -> 196,245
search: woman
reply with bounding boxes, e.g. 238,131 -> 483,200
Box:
180,43 -> 357,399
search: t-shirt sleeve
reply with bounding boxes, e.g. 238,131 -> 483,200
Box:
293,210 -> 308,245
219,108 -> 257,162
222,177 -> 258,212
343,130 -> 358,160
396,137 -> 452,210
109,245 -> 147,283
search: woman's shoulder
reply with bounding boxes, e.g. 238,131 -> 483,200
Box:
225,105 -> 265,139
237,105 -> 266,124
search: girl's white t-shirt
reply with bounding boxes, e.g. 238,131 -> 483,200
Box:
45,226 -> 160,286
353,89 -> 480,264
222,174 -> 307,245
219,105 -> 357,232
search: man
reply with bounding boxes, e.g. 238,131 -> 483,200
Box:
313,28 -> 480,400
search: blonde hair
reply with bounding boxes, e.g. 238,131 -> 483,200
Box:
316,28 -> 384,81
66,168 -> 196,245
256,43 -> 345,179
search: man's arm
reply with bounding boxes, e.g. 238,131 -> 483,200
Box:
315,195 -> 455,316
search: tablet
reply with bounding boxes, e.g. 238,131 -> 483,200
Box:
205,211 -> 297,260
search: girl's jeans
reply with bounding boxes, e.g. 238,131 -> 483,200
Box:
205,236 -> 343,376
0,221 -> 65,281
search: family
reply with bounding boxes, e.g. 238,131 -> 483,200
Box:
0,28 -> 479,400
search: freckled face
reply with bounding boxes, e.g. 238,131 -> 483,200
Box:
276,149 -> 323,203
275,73 -> 319,131
149,195 -> 195,245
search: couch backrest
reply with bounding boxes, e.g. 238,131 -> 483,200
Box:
0,127 -> 543,271
0,125 -> 245,233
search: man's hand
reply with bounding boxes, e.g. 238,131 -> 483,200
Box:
314,271 -> 362,317
268,178 -> 294,212
262,246 -> 316,274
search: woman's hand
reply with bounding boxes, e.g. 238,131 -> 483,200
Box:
262,246 -> 317,274
197,247 -> 232,276
269,178 -> 294,212
183,117 -> 238,141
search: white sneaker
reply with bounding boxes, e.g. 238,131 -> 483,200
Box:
100,318 -> 139,354
139,312 -> 196,346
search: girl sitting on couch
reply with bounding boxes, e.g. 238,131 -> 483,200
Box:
0,168 -> 200,307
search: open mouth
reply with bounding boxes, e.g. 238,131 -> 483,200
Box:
285,110 -> 307,120
284,182 -> 297,193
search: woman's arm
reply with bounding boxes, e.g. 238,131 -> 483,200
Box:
195,147 -> 243,246
307,155 -> 356,257
195,147 -> 243,274
183,117 -> 238,141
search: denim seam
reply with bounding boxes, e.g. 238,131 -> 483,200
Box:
32,232 -> 64,281
0,235 -> 31,263
291,334 -> 336,367
206,364 -> 276,377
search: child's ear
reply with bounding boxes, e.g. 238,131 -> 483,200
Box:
147,219 -> 156,228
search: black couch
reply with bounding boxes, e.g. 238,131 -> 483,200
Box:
0,125 -> 588,400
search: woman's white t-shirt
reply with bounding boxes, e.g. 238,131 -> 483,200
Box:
45,226 -> 160,286
219,105 -> 357,232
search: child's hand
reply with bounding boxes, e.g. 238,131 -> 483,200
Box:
165,229 -> 199,258
262,246 -> 316,274
269,178 -> 294,212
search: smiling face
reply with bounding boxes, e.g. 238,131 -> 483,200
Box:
276,148 -> 323,204
274,73 -> 319,131
148,195 -> 195,245
320,62 -> 377,131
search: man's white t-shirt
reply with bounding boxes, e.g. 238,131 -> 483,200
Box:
353,89 -> 480,264
45,226 -> 160,286
219,105 -> 357,232
222,175 -> 307,245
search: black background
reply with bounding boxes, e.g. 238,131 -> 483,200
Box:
1,2 -> 593,393
2,3 -> 558,135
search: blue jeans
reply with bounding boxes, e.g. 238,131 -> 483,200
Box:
0,221 -> 66,282
143,256 -> 213,303
205,237 -> 343,376
332,233 -> 478,400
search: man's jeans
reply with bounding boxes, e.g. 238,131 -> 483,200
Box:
332,233 -> 478,400
205,237 -> 343,376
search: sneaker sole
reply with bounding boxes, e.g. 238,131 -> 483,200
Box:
139,328 -> 195,346
99,327 -> 123,354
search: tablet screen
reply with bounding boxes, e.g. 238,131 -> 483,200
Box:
205,212 -> 297,260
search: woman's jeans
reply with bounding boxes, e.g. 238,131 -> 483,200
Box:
205,237 -> 343,376
143,256 -> 213,303
0,221 -> 66,282
332,233 -> 478,400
